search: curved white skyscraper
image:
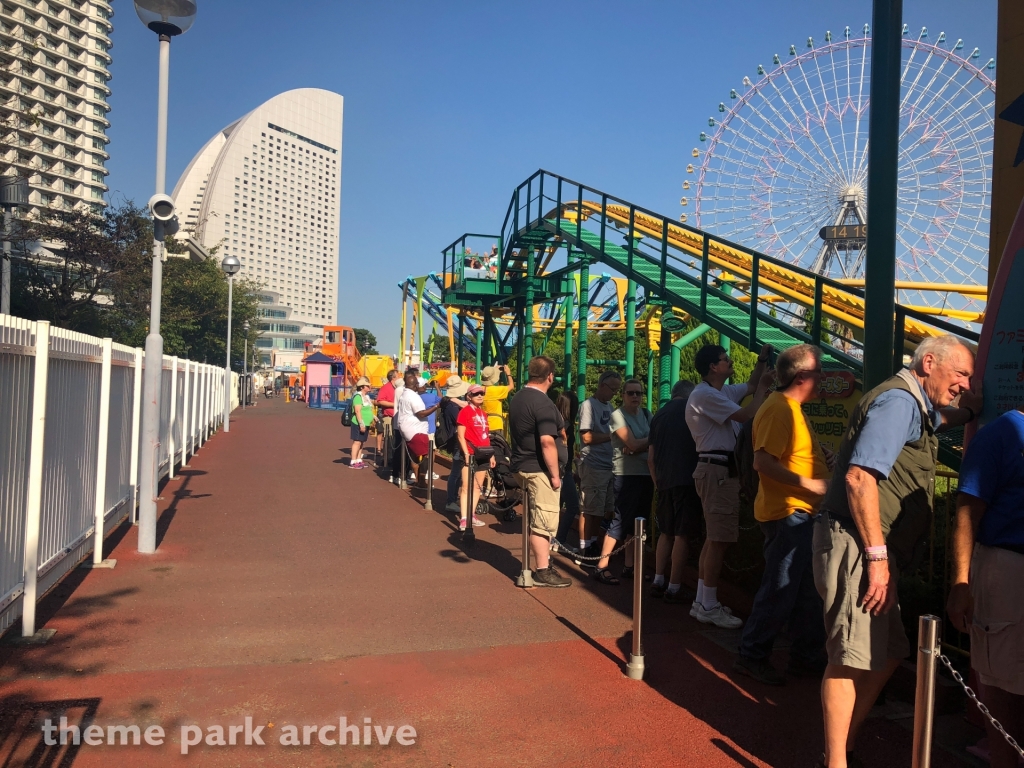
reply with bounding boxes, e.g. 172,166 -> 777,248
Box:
171,88 -> 343,325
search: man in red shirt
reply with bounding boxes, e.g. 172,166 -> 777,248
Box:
457,384 -> 496,531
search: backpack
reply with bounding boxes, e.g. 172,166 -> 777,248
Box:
340,393 -> 355,427
434,398 -> 457,451
735,418 -> 759,503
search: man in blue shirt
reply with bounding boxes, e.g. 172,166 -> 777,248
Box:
947,408 -> 1024,768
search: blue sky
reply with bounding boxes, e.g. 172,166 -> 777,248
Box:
106,0 -> 997,356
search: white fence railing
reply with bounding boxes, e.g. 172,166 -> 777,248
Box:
0,314 -> 238,636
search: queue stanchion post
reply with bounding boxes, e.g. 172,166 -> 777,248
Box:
463,452 -> 476,545
399,439 -> 408,490
424,439 -> 434,511
515,482 -> 534,587
912,614 -> 941,768
626,517 -> 646,680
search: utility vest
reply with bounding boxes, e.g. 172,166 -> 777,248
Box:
822,369 -> 938,570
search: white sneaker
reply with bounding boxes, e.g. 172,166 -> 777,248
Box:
696,603 -> 743,629
432,472 -> 440,480
690,601 -> 700,618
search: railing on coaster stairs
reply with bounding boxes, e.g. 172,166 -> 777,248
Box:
449,170 -> 980,467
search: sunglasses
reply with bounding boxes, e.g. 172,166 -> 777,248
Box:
469,391 -> 485,397
625,390 -> 642,396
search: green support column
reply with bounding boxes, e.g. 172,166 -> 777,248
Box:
624,278 -> 636,377
646,348 -> 655,403
516,303 -> 526,388
482,306 -> 495,367
523,247 -> 536,367
721,334 -> 731,386
576,258 -> 590,403
457,314 -> 464,377
475,326 -> 483,384
670,323 -> 711,387
863,0 -> 903,388
563,293 -> 574,391
658,309 -> 673,408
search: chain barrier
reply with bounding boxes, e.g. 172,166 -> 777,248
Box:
936,652 -> 1024,760
550,536 -> 635,562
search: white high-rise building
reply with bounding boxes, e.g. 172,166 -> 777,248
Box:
171,88 -> 342,325
0,0 -> 113,216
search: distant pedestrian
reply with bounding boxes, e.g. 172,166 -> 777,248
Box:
592,379 -> 652,585
733,344 -> 829,686
577,371 -> 621,558
395,371 -> 441,487
508,355 -> 571,588
815,335 -> 980,768
647,379 -> 701,604
348,377 -> 374,469
440,375 -> 470,514
947,405 -> 1024,768
685,342 -> 774,628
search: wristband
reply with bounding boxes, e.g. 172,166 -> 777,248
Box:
864,545 -> 888,562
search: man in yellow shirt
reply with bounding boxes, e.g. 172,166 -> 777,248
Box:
734,344 -> 832,686
481,364 -> 516,433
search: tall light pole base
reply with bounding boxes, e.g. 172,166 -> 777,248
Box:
81,559 -> 117,570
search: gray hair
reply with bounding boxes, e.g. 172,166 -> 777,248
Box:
671,380 -> 695,400
910,335 -> 973,370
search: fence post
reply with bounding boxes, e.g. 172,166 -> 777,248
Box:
399,439 -> 408,490
626,517 -> 646,680
129,347 -> 143,524
912,614 -> 941,768
463,452 -> 476,544
515,483 -> 534,587
85,338 -> 116,569
21,320 -> 50,639
167,356 -> 178,479
181,360 -> 191,467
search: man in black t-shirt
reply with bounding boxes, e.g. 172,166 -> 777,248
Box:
508,356 -> 572,588
648,379 -> 702,603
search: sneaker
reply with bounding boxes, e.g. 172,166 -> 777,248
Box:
532,566 -> 572,588
664,588 -> 688,604
690,601 -> 700,618
409,472 -> 416,483
733,656 -> 786,686
696,603 -> 744,629
471,516 -> 485,527
444,502 -> 461,514
650,582 -> 667,599
432,472 -> 441,480
458,519 -> 468,532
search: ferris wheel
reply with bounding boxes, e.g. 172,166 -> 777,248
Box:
689,25 -> 995,314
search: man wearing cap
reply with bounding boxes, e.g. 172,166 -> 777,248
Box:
441,375 -> 470,514
577,370 -> 621,559
481,363 -> 516,434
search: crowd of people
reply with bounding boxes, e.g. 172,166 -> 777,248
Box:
343,333 -> 1024,768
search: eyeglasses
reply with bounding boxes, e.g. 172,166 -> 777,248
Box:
625,390 -> 642,396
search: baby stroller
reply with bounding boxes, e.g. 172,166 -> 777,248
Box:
472,433 -> 521,522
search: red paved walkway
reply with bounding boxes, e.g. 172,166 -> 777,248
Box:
0,399 -> 963,767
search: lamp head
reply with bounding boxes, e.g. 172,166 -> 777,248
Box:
134,0 -> 196,36
220,255 -> 241,276
660,310 -> 687,333
242,320 -> 250,332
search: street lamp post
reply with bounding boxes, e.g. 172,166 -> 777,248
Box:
242,319 -> 250,410
221,255 -> 240,431
0,176 -> 29,315
135,0 -> 196,555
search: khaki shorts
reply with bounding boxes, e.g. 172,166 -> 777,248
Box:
692,462 -> 740,543
813,514 -> 909,671
579,462 -> 615,518
518,471 -> 560,539
970,544 -> 1024,695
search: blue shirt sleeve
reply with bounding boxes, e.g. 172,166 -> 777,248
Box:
849,390 -> 922,478
959,420 -> 1003,504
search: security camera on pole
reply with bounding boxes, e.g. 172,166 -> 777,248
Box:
221,254 -> 241,431
135,0 -> 197,555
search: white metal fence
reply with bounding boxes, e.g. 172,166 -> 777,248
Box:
0,314 -> 238,636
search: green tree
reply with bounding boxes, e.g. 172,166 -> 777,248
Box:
353,328 -> 378,355
425,329 -> 450,363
